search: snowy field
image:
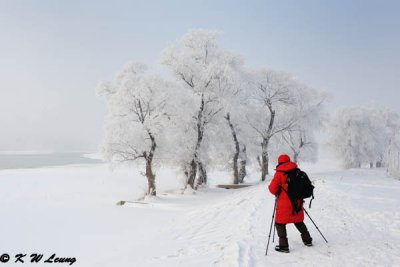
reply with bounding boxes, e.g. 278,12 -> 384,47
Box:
0,163 -> 399,267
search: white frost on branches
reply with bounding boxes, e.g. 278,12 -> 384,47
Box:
273,83 -> 327,164
97,63 -> 171,195
160,29 -> 243,188
97,29 -> 333,193
328,104 -> 398,169
385,128 -> 400,179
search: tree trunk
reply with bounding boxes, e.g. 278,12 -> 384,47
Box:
293,151 -> 299,163
225,113 -> 240,184
145,129 -> 157,196
146,159 -> 156,196
239,145 -> 247,183
187,94 -> 205,189
233,152 -> 239,184
261,154 -> 269,181
260,103 -> 275,181
196,161 -> 207,188
187,159 -> 197,189
292,136 -> 304,163
261,138 -> 270,181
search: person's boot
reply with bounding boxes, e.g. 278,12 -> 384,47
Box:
304,241 -> 312,247
275,223 -> 290,253
275,245 -> 290,253
301,232 -> 313,246
294,222 -> 313,246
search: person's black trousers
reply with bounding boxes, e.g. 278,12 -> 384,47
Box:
275,222 -> 312,248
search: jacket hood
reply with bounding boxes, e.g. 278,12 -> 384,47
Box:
275,161 -> 298,172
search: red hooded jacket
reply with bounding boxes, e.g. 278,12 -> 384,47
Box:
268,161 -> 304,224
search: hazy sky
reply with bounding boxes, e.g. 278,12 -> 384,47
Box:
1,0 -> 399,152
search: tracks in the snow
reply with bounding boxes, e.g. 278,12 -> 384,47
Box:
151,184 -> 267,266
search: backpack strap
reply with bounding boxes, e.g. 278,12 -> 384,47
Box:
309,193 -> 314,209
280,186 -> 302,215
282,168 -> 302,214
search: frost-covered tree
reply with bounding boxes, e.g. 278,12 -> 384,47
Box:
328,105 -> 398,169
246,69 -> 298,181
225,112 -> 245,184
208,67 -> 252,184
385,126 -> 400,178
160,29 -> 242,189
276,84 -> 327,163
97,63 -> 170,196
223,79 -> 253,184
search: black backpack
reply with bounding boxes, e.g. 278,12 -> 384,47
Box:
284,168 -> 314,214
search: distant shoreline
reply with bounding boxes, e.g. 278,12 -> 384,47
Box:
0,152 -> 103,170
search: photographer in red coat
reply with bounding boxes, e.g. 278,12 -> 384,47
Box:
268,154 -> 313,253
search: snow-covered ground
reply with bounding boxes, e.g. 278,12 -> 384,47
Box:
0,163 -> 399,266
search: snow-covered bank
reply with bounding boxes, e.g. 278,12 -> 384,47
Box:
0,165 -> 399,266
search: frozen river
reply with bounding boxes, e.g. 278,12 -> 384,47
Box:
0,152 -> 102,169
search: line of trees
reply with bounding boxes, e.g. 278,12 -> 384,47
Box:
386,129 -> 400,179
97,29 -> 326,196
328,104 -> 400,172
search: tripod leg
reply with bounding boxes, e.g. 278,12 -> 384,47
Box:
265,197 -> 278,256
303,208 -> 328,243
273,222 -> 276,243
